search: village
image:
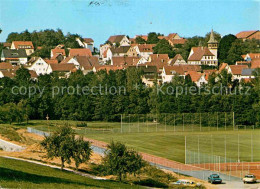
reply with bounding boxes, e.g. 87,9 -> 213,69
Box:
0,29 -> 259,87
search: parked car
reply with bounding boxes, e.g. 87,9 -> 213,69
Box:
170,179 -> 197,186
243,174 -> 257,183
208,174 -> 222,184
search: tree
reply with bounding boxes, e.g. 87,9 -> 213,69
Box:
72,136 -> 92,170
135,36 -> 146,44
103,141 -> 145,181
218,34 -> 237,63
15,66 -> 31,85
41,125 -> 75,170
147,32 -> 159,44
153,39 -> 175,58
226,39 -> 243,64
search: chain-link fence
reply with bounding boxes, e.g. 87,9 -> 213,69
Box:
120,113 -> 256,133
185,134 -> 260,179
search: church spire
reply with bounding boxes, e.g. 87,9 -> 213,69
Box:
208,29 -> 217,43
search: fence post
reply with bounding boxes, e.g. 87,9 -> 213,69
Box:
165,114 -> 166,132
121,114 -> 123,133
185,135 -> 187,164
217,112 -> 218,131
233,112 -> 235,130
251,132 -> 253,162
198,135 -> 200,164
174,114 -> 176,132
200,113 -> 202,132
183,113 -> 184,132
138,114 -> 140,133
238,134 -> 240,162
225,112 -> 227,130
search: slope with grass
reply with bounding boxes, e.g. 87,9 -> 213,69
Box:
0,157 -> 141,188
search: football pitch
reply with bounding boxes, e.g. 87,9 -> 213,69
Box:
12,120 -> 260,164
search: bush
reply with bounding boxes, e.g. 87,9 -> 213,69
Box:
134,178 -> 168,188
76,122 -> 88,127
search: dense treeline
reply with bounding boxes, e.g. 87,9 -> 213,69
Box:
0,67 -> 259,126
4,29 -> 83,58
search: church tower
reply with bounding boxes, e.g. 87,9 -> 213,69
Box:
207,29 -> 218,57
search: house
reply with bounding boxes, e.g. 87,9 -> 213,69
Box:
168,54 -> 186,65
241,68 -> 255,80
111,57 -> 141,67
251,58 -> 260,69
26,57 -> 49,75
11,41 -> 34,55
55,44 -> 65,49
3,43 -> 11,49
62,56 -> 99,75
76,38 -> 94,52
99,44 -> 111,61
107,35 -> 130,46
51,49 -> 66,59
0,70 -> 16,78
126,45 -> 139,57
157,33 -> 187,47
188,30 -> 218,66
236,30 -> 260,41
0,62 -> 13,70
148,54 -> 169,63
106,46 -> 131,61
135,65 -> 158,87
46,63 -> 76,77
94,65 -> 124,73
69,48 -> 92,57
135,44 -> 155,60
242,53 -> 260,61
1,49 -> 27,65
162,65 -> 185,83
228,65 -> 249,81
186,71 -> 207,87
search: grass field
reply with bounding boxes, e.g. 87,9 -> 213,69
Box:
0,157 -> 142,188
1,120 -> 259,164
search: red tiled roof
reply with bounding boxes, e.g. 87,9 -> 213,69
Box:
107,35 -> 125,43
138,44 -> 155,52
69,48 -> 92,57
51,49 -> 66,56
83,38 -> 94,43
188,47 -> 214,61
49,63 -> 76,72
186,71 -> 203,82
3,43 -> 11,47
219,63 -> 228,73
135,35 -> 148,41
12,41 -> 34,49
251,58 -> 260,69
169,38 -> 187,45
112,57 -> 140,66
181,65 -> 201,72
29,70 -> 38,78
0,62 -> 13,70
164,65 -> 185,75
229,65 -> 248,75
0,70 -> 16,78
45,59 -> 58,64
170,54 -> 185,64
149,54 -> 169,61
75,56 -> 99,70
96,65 -> 124,72
236,30 -> 258,39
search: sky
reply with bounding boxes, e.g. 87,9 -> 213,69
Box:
0,0 -> 259,47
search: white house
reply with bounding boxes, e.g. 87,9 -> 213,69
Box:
26,57 -> 49,75
186,71 -> 208,87
76,38 -> 94,52
1,49 -> 27,65
107,35 -> 130,46
162,65 -> 185,83
11,41 -> 34,56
